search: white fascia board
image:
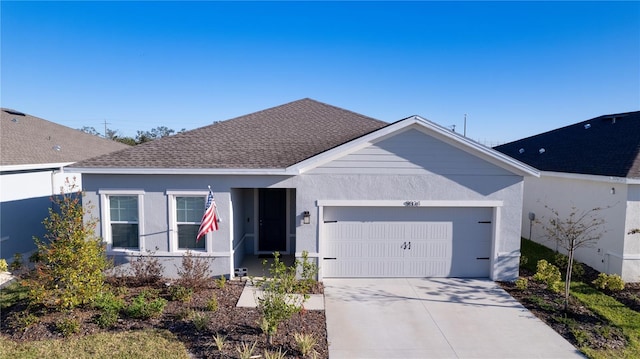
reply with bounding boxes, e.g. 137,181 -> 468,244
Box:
64,167 -> 296,176
288,115 -> 539,177
541,171 -> 640,185
1,162 -> 75,172
316,199 -> 504,207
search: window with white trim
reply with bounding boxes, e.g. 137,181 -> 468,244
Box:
167,191 -> 210,252
176,196 -> 206,250
99,190 -> 144,251
109,196 -> 139,248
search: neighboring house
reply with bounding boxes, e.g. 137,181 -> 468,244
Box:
0,108 -> 129,262
68,98 -> 538,281
495,111 -> 640,282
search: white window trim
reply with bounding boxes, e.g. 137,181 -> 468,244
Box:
166,190 -> 212,253
99,189 -> 145,253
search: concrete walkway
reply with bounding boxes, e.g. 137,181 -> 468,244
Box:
324,278 -> 584,359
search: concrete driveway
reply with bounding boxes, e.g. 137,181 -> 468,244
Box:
324,278 -> 584,359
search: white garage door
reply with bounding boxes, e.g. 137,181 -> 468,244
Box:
322,207 -> 493,278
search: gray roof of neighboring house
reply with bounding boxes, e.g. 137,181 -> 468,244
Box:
1,108 -> 130,167
71,98 -> 388,169
494,111 -> 640,179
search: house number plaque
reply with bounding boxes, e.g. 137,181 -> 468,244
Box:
403,201 -> 421,207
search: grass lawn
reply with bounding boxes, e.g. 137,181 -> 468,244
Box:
0,329 -> 190,359
518,238 -> 640,358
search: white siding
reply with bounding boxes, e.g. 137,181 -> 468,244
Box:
311,129 -> 513,176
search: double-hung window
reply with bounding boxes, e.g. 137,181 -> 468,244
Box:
167,191 -> 210,252
100,190 -> 144,251
176,196 -> 206,250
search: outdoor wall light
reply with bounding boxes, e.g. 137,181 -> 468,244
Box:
303,211 -> 311,224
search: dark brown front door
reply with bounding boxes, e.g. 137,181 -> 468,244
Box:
258,188 -> 287,252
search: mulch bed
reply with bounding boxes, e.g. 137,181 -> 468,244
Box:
498,266 -> 639,353
1,278 -> 328,358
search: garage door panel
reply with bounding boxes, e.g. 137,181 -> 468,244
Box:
323,207 -> 492,278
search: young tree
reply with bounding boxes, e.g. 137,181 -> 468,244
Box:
26,178 -> 109,310
537,205 -> 606,311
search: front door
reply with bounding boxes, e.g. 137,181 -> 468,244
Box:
258,188 -> 287,253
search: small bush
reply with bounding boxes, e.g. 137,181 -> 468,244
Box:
296,251 -> 319,295
519,255 -> 528,267
94,309 -> 119,328
9,253 -> 23,271
0,259 -> 8,272
533,259 -> 563,293
294,332 -> 317,357
515,277 -> 528,290
9,311 -> 39,332
56,317 -> 80,337
553,253 -> 585,279
264,348 -> 287,359
168,285 -> 193,302
212,333 -> 227,351
215,275 -> 227,289
129,250 -> 164,287
176,251 -> 212,290
124,291 -> 167,319
93,290 -> 125,312
206,295 -> 219,312
236,341 -> 257,359
191,311 -> 210,331
592,273 -> 625,291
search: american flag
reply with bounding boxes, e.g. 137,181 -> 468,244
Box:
196,188 -> 219,241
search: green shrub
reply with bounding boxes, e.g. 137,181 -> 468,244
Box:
9,311 -> 39,332
0,259 -> 8,272
125,291 -> 167,319
191,311 -> 210,331
56,317 -> 80,337
515,277 -> 528,290
94,309 -> 119,328
296,251 -> 319,295
206,295 -> 219,312
93,290 -> 125,312
293,332 -> 317,357
533,259 -> 563,293
9,253 -> 23,271
25,184 -> 109,310
519,255 -> 529,267
168,285 -> 193,302
212,333 -> 227,351
215,275 -> 227,289
553,253 -> 585,279
592,273 -> 625,291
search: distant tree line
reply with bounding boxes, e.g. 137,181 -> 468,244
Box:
79,126 -> 186,145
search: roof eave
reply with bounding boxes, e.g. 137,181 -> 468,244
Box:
540,170 -> 640,185
64,166 -> 296,176
1,162 -> 75,172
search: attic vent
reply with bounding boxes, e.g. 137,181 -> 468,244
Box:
584,123 -> 591,129
3,109 -> 26,116
518,148 -> 525,154
539,148 -> 546,154
53,145 -> 62,151
11,118 -> 19,123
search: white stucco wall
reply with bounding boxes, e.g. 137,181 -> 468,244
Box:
523,174 -> 639,282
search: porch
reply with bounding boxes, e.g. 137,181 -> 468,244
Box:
235,254 -> 296,279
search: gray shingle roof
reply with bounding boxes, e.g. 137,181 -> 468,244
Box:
494,111 -> 640,178
1,108 -> 130,167
72,98 -> 388,169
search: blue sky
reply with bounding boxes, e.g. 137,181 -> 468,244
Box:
2,1 -> 639,145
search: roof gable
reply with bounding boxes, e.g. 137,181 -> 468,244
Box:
494,111 -> 640,178
71,99 -> 387,171
292,116 -> 538,177
0,108 -> 130,168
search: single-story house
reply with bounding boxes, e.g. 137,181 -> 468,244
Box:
68,98 -> 538,281
495,111 -> 640,282
0,108 -> 129,262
